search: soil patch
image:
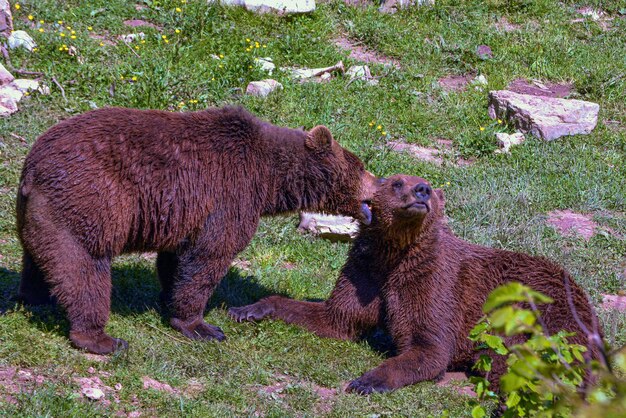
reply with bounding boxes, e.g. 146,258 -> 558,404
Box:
546,210 -> 597,241
123,19 -> 162,30
600,294 -> 626,312
436,372 -> 476,397
334,37 -> 400,68
438,74 -> 473,92
507,78 -> 573,98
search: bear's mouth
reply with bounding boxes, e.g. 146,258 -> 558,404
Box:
360,200 -> 372,225
404,201 -> 429,214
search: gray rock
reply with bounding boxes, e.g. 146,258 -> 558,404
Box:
12,78 -> 39,92
245,79 -> 282,97
0,84 -> 22,117
7,30 -> 37,51
0,0 -> 13,36
0,62 -> 14,86
215,0 -> 315,13
495,132 -> 525,154
488,90 -> 599,141
298,212 -> 359,242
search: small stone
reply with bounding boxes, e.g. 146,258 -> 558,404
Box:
488,90 -> 599,140
289,61 -> 344,80
114,383 -> 122,391
379,0 -> 434,14
0,62 -> 14,86
38,84 -> 51,95
255,57 -> 275,75
0,0 -> 13,36
245,79 -> 283,97
215,0 -> 316,14
12,79 -> 39,92
88,367 -> 96,374
142,376 -> 177,394
118,33 -> 145,43
476,45 -> 492,60
7,30 -> 37,52
298,212 -> 359,242
82,387 -> 105,401
495,132 -> 525,154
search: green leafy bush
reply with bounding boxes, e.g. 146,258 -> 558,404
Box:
468,282 -> 626,417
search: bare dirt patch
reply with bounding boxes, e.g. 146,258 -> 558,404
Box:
123,19 -> 162,30
507,78 -> 573,98
438,74 -> 473,92
601,294 -> 626,312
546,210 -> 597,241
89,33 -> 117,46
255,373 -> 337,413
0,367 -> 46,404
387,139 -> 474,167
436,372 -> 476,397
142,376 -> 179,394
334,37 -> 400,68
493,16 -> 521,32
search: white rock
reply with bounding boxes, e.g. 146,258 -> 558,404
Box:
346,65 -> 371,79
216,0 -> 316,13
289,61 -> 344,80
12,79 -> 39,92
488,90 -> 599,141
0,62 -> 14,86
118,32 -> 145,43
298,212 -> 359,242
379,0 -> 434,14
472,74 -> 488,85
8,30 -> 37,51
0,0 -> 13,35
38,84 -> 51,95
255,57 -> 275,74
245,79 -> 282,97
0,84 -> 22,116
495,132 -> 525,154
82,387 -> 105,401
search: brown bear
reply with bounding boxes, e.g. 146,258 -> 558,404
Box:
229,174 -> 601,394
16,106 -> 379,354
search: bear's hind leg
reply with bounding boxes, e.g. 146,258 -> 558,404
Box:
17,251 -> 54,305
156,251 -> 178,307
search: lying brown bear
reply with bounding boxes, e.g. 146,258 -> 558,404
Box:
16,106 -> 378,354
230,174 -> 601,394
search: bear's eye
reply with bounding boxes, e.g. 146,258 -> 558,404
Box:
392,180 -> 404,189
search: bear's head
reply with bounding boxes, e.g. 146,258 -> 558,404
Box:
304,126 -> 379,224
367,174 -> 444,243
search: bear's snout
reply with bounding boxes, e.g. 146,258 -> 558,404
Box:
413,183 -> 432,203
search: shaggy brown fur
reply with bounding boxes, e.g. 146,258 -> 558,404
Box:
230,174 -> 601,394
16,106 -> 378,354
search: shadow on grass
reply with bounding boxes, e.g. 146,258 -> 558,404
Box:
0,263 -> 275,336
0,263 -> 396,356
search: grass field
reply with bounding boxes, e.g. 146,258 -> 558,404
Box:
0,0 -> 624,416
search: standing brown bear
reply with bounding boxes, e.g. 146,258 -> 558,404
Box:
230,174 -> 601,394
16,106 -> 378,354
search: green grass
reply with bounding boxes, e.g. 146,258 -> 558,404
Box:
0,0 -> 625,415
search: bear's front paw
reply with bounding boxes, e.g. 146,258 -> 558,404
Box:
70,331 -> 129,355
170,317 -> 226,342
346,371 -> 393,395
228,302 -> 274,322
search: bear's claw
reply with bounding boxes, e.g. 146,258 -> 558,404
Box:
346,372 -> 392,395
228,303 -> 274,323
170,317 -> 226,342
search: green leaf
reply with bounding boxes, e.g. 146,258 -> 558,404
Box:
482,334 -> 508,355
506,391 -> 521,408
483,282 -> 553,313
471,405 -> 486,418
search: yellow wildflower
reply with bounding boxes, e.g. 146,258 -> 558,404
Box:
246,38 -> 250,42
38,28 -> 44,33
162,35 -> 167,39
40,20 -> 44,24
88,26 -> 93,31
132,76 -> 138,81
479,126 -> 485,131
368,122 -> 374,127
14,4 -> 20,10
175,7 -> 182,12
446,181 -> 451,186
497,119 -> 503,124
377,125 -> 382,130
381,131 -> 387,136
100,42 -> 105,46
28,15 -> 34,20
70,35 -> 76,39
164,39 -> 169,44
175,29 -> 181,34
58,20 -> 63,24
219,54 -> 224,58
60,32 -> 66,37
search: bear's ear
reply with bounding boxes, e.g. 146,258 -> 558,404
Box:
305,125 -> 334,153
434,188 -> 446,208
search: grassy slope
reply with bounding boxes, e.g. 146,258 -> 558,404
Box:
0,0 -> 624,416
